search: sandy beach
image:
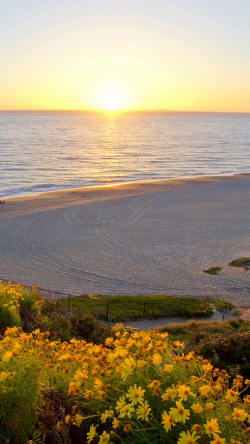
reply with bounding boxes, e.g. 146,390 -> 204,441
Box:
1,174 -> 250,307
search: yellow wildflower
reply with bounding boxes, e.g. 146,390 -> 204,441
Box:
98,431 -> 110,444
177,384 -> 196,401
191,403 -> 203,414
152,353 -> 162,365
169,401 -> 190,423
136,400 -> 152,421
116,395 -> 126,413
199,385 -> 213,397
0,371 -> 8,381
126,385 -> 145,405
165,364 -> 174,373
204,418 -> 220,438
162,385 -> 177,401
177,430 -> 200,444
2,351 -> 13,362
119,404 -> 135,419
210,439 -> 226,444
161,411 -> 173,432
87,425 -> 98,443
94,378 -> 103,389
124,424 -> 131,433
205,403 -> 215,410
232,408 -> 248,422
225,389 -> 239,401
101,409 -> 114,423
112,418 -> 120,429
74,414 -> 84,427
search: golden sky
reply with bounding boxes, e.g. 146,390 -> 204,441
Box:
1,0 -> 250,112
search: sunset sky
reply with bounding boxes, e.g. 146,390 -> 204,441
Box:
1,0 -> 250,112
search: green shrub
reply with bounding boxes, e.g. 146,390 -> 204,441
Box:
40,312 -> 111,344
193,330 -> 250,378
203,266 -> 222,275
228,257 -> 250,267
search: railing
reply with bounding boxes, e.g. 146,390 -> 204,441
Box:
2,278 -> 250,323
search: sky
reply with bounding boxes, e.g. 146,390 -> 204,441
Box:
1,0 -> 250,112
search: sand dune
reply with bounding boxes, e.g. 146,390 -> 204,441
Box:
1,174 -> 250,306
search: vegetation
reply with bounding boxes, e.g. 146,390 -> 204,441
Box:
55,294 -> 234,321
157,319 -> 250,378
0,281 -> 250,443
228,257 -> 250,267
203,267 -> 222,275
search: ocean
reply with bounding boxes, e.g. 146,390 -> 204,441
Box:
1,111 -> 250,198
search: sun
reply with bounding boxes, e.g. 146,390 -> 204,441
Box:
103,90 -> 123,111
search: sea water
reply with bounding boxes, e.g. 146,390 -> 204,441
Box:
0,111 -> 250,197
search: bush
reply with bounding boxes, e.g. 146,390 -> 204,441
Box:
40,312 -> 111,344
193,330 -> 250,378
0,281 -> 41,334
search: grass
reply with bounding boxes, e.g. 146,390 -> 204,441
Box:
155,318 -> 250,338
203,266 -> 222,275
55,294 -> 233,321
228,256 -> 250,267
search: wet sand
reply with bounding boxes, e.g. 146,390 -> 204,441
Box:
1,174 -> 250,307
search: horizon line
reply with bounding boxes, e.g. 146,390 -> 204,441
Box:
1,109 -> 250,114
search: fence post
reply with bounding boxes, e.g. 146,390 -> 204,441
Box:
206,298 -> 210,314
222,306 -> 226,322
178,300 -> 181,315
106,301 -> 110,320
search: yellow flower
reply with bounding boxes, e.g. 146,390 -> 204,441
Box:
191,424 -> 203,434
177,384 -> 196,401
185,352 -> 194,361
152,353 -> 162,365
0,371 -> 8,381
137,359 -> 147,368
94,378 -> 103,389
205,403 -> 215,410
162,385 -> 177,401
225,389 -> 239,402
124,424 -> 131,433
101,409 -> 114,423
165,364 -> 174,372
119,404 -> 135,419
210,439 -> 226,444
136,400 -> 152,422
148,380 -> 160,390
169,401 -> 190,423
191,403 -> 203,414
74,369 -> 88,386
105,337 -> 114,347
199,385 -> 213,397
173,341 -> 185,347
203,418 -> 220,438
116,395 -> 126,413
177,430 -> 200,444
98,431 -> 110,444
232,408 -> 248,422
65,415 -> 71,424
87,425 -> 98,443
74,414 -> 84,427
112,418 -> 120,429
161,411 -> 173,432
2,351 -> 13,362
126,384 -> 145,405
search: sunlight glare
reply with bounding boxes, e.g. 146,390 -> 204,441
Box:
103,90 -> 123,111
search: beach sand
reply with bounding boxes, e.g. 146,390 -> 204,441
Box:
1,174 -> 250,307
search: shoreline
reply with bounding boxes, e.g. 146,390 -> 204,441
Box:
2,173 -> 250,219
1,173 -> 250,305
